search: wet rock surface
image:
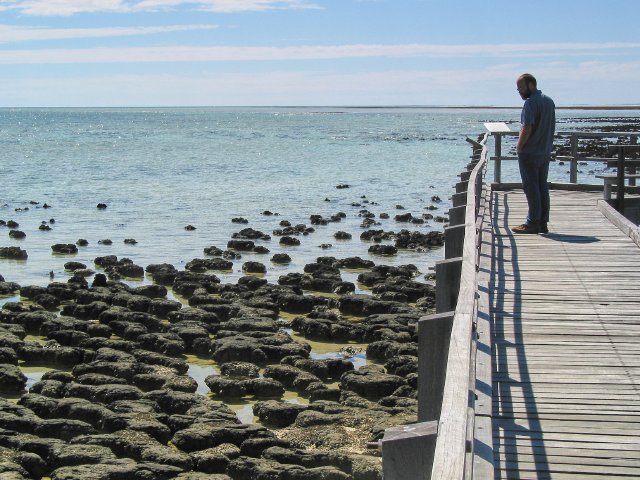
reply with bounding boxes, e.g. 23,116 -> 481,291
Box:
0,196 -> 447,479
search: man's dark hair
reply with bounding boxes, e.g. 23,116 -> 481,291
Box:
519,73 -> 537,87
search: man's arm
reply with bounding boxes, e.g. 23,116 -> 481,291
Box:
517,124 -> 532,154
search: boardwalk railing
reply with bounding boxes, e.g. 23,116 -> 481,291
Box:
488,128 -> 639,184
427,134 -> 491,480
489,127 -> 640,213
379,134 -> 491,479
380,127 -> 640,479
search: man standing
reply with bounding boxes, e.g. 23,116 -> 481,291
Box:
512,73 -> 556,234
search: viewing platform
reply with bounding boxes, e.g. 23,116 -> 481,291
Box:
491,188 -> 640,479
379,128 -> 640,479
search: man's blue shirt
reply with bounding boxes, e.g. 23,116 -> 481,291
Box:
521,89 -> 556,158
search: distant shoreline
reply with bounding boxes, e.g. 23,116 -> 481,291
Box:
441,105 -> 640,111
2,105 -> 640,111
328,105 -> 640,111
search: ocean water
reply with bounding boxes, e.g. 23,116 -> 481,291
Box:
0,107 -> 637,290
1,106 -> 637,422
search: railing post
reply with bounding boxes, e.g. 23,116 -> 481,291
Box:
435,257 -> 462,313
448,205 -> 466,227
467,153 -> 480,171
459,170 -> 471,182
608,144 -> 640,213
569,134 -> 578,183
418,312 -> 455,422
381,421 -> 438,480
444,224 -> 465,259
451,192 -> 467,208
616,148 -> 625,213
494,134 -> 502,184
629,135 -> 638,186
456,181 -> 469,193
475,171 -> 484,215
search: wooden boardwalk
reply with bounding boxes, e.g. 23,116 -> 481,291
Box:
490,189 -> 640,479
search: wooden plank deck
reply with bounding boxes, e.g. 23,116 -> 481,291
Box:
490,189 -> 640,479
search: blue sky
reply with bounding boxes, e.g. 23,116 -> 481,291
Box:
0,0 -> 639,106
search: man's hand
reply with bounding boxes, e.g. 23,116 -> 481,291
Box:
517,124 -> 532,154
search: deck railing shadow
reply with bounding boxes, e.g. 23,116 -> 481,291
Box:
492,192 -> 551,479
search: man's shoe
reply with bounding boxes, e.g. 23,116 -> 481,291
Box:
539,223 -> 548,234
512,223 -> 539,234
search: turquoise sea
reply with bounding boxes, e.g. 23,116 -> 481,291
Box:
1,107 -> 638,291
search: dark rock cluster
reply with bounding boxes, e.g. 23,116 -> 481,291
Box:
0,248 -> 433,479
360,229 -> 444,251
0,192 -> 449,479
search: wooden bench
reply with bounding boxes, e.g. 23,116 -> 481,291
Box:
595,173 -> 640,200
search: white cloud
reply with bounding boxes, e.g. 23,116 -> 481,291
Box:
0,42 -> 638,64
0,24 -> 218,43
1,62 -> 638,107
0,0 -> 320,16
136,0 -> 321,13
5,0 -> 132,16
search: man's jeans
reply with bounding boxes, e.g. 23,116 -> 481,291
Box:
518,153 -> 550,226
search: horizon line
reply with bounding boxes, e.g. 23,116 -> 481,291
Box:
2,104 -> 640,110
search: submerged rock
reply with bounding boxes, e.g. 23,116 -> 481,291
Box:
0,281 -> 21,294
335,256 -> 374,269
395,229 -> 444,249
186,258 -> 233,272
0,247 -> 28,259
339,295 -> 406,317
146,263 -> 178,285
367,245 -> 397,256
227,240 -> 255,251
172,423 -> 275,453
9,230 -> 26,239
271,253 -> 292,264
0,364 -> 27,392
232,228 -> 270,241
220,362 -> 260,378
242,262 -> 266,274
279,236 -> 301,246
205,376 -> 284,399
253,400 -> 308,428
340,367 -> 406,400
204,246 -> 224,257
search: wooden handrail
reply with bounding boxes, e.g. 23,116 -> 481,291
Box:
379,135 -> 489,480
493,131 -> 638,138
488,130 -> 638,184
430,134 -> 489,479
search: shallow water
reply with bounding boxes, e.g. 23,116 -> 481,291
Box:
184,355 -> 219,395
2,107 -> 634,289
21,364 -> 59,390
183,327 -> 371,424
286,329 -> 369,369
6,307 -> 373,425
